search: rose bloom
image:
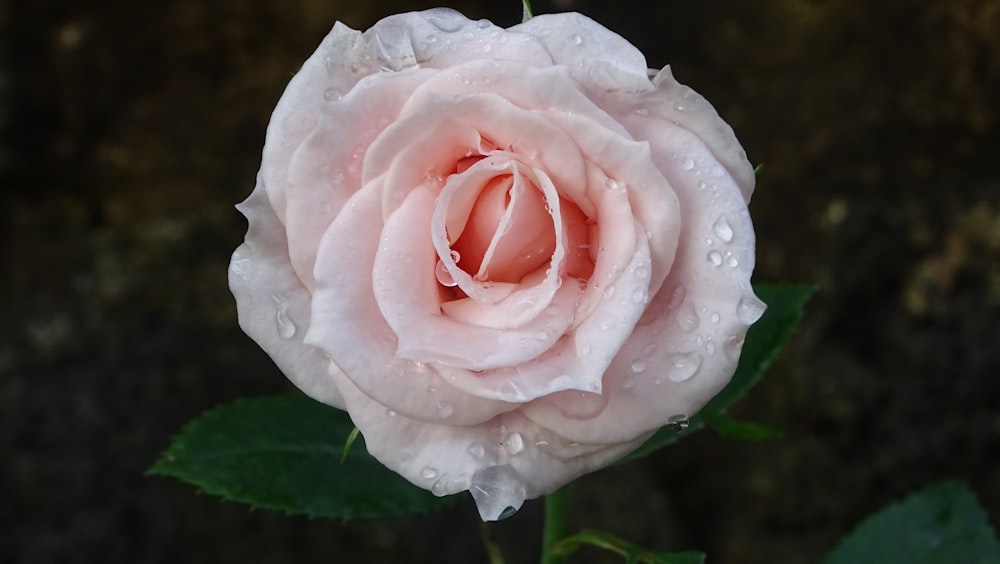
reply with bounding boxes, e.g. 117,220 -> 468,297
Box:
229,8 -> 764,520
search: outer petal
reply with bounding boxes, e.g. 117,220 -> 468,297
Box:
520,132 -> 762,444
331,368 -> 645,521
510,13 -> 651,93
229,181 -> 344,409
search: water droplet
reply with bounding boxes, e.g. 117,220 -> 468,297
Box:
604,178 -> 620,190
436,401 -> 454,418
737,295 -> 767,325
697,180 -> 708,190
631,288 -> 647,304
728,257 -> 740,268
482,43 -> 493,53
431,477 -> 449,496
667,284 -> 686,309
630,359 -> 647,373
635,107 -> 649,116
712,216 -> 734,243
323,88 -> 342,102
666,351 -> 702,382
421,466 -> 439,480
599,320 -> 613,331
603,285 -> 617,299
502,432 -> 524,455
468,442 -> 486,459
707,250 -> 723,266
704,341 -> 716,355
435,260 -> 458,287
425,9 -> 466,32
450,249 -> 461,264
677,302 -> 699,332
470,465 -> 526,521
681,157 -> 695,170
535,330 -> 549,341
634,265 -> 649,279
385,408 -> 396,417
622,377 -> 636,389
673,102 -> 685,111
477,18 -> 491,29
667,414 -> 690,430
571,34 -> 583,45
272,295 -> 297,339
724,334 -> 745,361
710,311 -> 721,324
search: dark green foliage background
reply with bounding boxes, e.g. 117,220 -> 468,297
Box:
2,0 -> 998,562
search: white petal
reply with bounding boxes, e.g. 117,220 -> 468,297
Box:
229,181 -> 344,409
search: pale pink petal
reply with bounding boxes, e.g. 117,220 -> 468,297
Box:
511,13 -> 652,93
520,134 -> 761,444
229,181 -> 344,409
305,182 -> 515,425
331,368 -> 646,521
374,186 -> 576,370
639,67 -> 755,201
282,69 -> 436,289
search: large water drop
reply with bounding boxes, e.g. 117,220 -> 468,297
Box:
469,465 -> 527,521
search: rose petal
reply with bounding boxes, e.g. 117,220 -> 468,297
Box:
282,69 -> 436,289
520,137 -> 760,444
374,185 -> 576,369
306,182 -> 515,425
229,181 -> 344,409
511,13 -> 651,93
329,368 -> 645,521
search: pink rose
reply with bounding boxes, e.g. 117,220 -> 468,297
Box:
229,8 -> 763,520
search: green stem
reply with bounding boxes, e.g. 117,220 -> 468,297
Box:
540,488 -> 569,564
480,520 -> 505,564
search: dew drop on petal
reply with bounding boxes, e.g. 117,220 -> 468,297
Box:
470,465 -> 527,521
622,377 -> 636,390
712,216 -> 734,243
385,408 -> 396,417
468,442 -> 486,459
737,295 -> 767,325
431,477 -> 449,496
425,9 -> 466,32
630,359 -> 647,373
710,311 -> 721,324
667,414 -> 690,430
631,288 -> 647,304
272,294 -> 297,339
421,466 -> 439,480
436,400 -> 454,418
681,157 -> 695,170
707,250 -> 723,266
502,432 -> 524,455
724,334 -> 746,361
676,302 -> 700,332
667,284 -> 686,309
603,285 -> 617,299
666,351 -> 702,382
435,260 -> 458,287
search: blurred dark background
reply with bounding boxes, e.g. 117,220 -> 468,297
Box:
2,0 -> 998,562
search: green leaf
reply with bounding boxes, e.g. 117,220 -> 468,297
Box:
823,481 -> 1000,564
701,412 -> 785,441
623,283 -> 814,461
550,529 -> 705,564
148,395 -> 457,520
